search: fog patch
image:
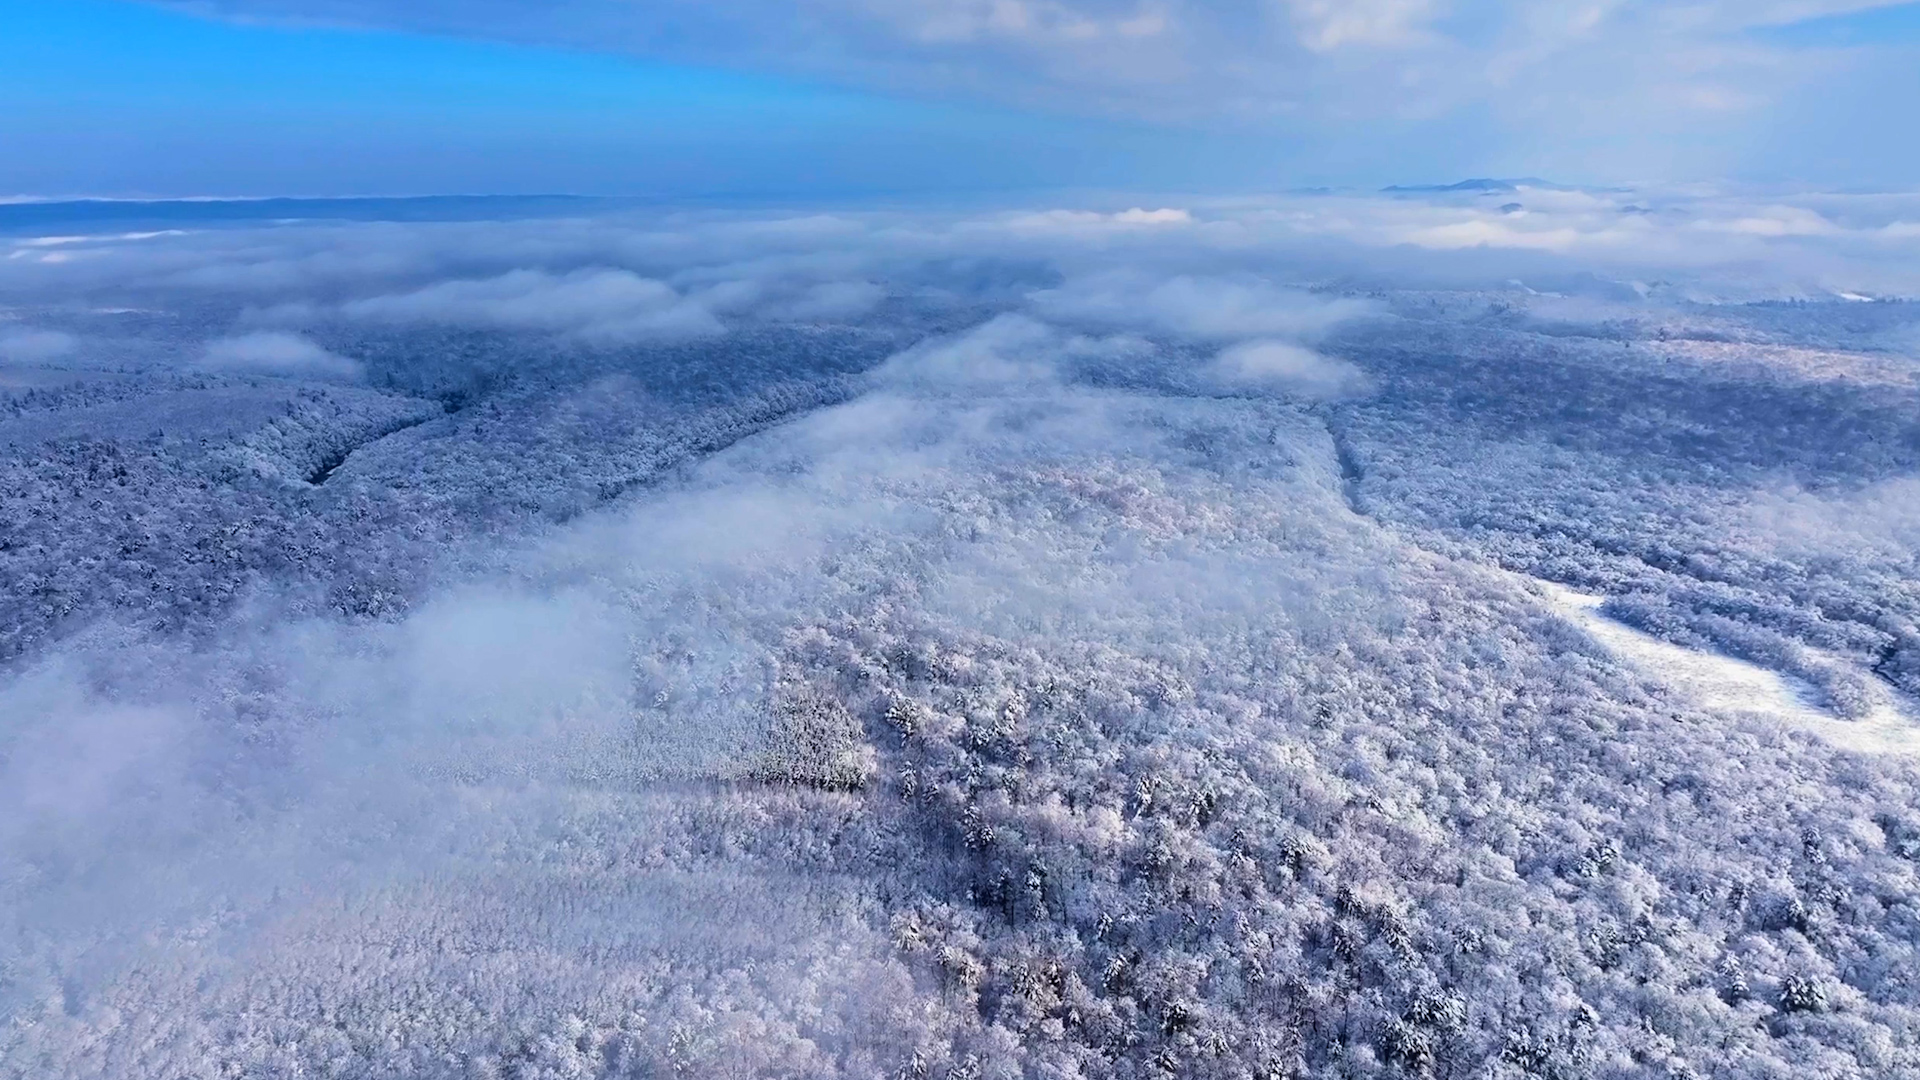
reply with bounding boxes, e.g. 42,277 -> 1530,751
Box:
1003,207 -> 1194,232
0,660 -> 193,856
198,331 -> 363,380
874,313 -> 1072,390
1031,271 -> 1371,341
1210,339 -> 1370,398
0,327 -> 78,364
697,278 -> 885,322
780,279 -> 886,319
1747,478 -> 1920,561
343,268 -> 725,343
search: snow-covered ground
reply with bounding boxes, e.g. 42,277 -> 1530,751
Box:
1530,576 -> 1920,755
4,194 -> 1920,1079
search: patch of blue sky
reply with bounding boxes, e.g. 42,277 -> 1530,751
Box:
2,0 -> 893,127
0,0 -> 1265,199
1751,2 -> 1920,47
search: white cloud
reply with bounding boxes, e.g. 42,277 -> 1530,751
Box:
1209,339 -> 1369,398
5,188 -> 1920,331
783,279 -> 887,319
1709,206 -> 1841,238
144,0 -> 1920,184
1001,207 -> 1194,233
1285,0 -> 1438,51
198,331 -> 363,380
1111,207 -> 1193,224
876,312 -> 1068,389
1031,271 -> 1372,340
1396,217 -> 1593,251
693,277 -> 886,321
342,268 -> 725,343
0,328 -> 77,364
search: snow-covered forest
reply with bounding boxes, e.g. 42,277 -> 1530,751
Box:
3,187 -> 1920,1079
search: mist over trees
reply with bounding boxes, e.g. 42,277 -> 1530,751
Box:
2,191 -> 1919,1078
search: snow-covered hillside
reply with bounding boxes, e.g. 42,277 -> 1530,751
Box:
3,191 -> 1920,1078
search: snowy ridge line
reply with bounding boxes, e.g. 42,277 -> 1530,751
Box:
560,374 -> 865,521
304,411 -> 439,485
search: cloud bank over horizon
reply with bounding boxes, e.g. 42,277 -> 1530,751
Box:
10,184 -> 1920,306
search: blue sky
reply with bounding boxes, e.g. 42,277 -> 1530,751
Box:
3,0 -> 1918,198
1,0 -> 1280,198
1756,1 -> 1920,45
0,1 -> 994,197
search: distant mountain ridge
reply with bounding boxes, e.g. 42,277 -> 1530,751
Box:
0,194 -> 625,230
1382,177 -> 1571,194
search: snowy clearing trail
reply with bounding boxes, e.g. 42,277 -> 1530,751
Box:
1527,576 -> 1920,755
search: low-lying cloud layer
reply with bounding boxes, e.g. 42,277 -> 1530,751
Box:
0,326 -> 77,364
342,268 -> 726,343
199,330 -> 364,379
10,186 -> 1920,316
